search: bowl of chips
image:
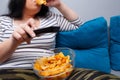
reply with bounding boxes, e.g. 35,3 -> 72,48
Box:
33,48 -> 75,80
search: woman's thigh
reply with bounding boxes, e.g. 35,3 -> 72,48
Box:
0,69 -> 39,80
0,68 -> 120,80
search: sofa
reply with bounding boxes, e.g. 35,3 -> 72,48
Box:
56,15 -> 120,77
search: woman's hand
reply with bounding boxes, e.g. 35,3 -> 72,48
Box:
0,18 -> 36,63
12,18 -> 36,44
46,0 -> 62,7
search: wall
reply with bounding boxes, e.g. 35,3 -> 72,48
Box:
0,0 -> 9,15
0,0 -> 120,23
58,0 -> 120,23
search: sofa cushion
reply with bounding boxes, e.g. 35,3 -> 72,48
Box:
110,15 -> 120,71
56,17 -> 108,49
74,49 -> 110,73
56,17 -> 110,73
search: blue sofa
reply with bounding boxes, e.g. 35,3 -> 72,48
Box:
56,15 -> 120,77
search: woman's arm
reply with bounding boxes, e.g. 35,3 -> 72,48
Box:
0,19 -> 36,63
56,2 -> 79,21
0,37 -> 19,63
47,0 -> 79,21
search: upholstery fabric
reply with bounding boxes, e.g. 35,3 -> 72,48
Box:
56,17 -> 110,73
0,68 -> 120,80
110,15 -> 120,71
67,68 -> 120,80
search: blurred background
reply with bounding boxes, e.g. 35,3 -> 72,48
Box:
0,0 -> 120,24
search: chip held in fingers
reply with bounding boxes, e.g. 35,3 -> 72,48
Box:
36,0 -> 47,5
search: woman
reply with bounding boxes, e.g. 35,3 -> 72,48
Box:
0,0 -> 82,68
1,1 -> 120,80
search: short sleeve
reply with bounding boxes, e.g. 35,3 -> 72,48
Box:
0,16 -> 13,43
50,12 -> 82,31
0,17 -> 3,42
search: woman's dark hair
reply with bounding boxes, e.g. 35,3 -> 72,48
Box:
7,0 -> 49,19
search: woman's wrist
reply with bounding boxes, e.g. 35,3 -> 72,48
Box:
9,36 -> 21,47
55,1 -> 64,10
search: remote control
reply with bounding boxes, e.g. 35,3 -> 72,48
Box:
27,26 -> 60,38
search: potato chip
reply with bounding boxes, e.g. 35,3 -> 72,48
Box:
33,52 -> 73,76
36,0 -> 47,5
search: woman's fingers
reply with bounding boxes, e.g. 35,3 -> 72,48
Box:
22,24 -> 36,38
12,24 -> 35,44
46,0 -> 61,7
27,18 -> 37,30
26,38 -> 32,44
12,18 -> 37,44
12,31 -> 22,41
